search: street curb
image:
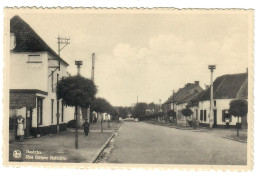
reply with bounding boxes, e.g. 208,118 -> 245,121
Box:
222,136 -> 247,143
90,132 -> 115,163
143,121 -> 193,130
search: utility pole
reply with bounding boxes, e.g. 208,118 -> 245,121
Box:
75,60 -> 83,149
88,53 -> 96,123
91,53 -> 95,82
208,65 -> 216,129
159,99 -> 161,111
57,36 -> 70,70
172,89 -> 176,125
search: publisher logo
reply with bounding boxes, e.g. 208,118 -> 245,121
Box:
13,150 -> 22,159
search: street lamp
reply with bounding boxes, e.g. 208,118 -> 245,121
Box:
208,65 -> 216,129
75,60 -> 83,76
74,60 -> 83,149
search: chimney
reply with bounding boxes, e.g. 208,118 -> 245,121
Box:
194,81 -> 199,86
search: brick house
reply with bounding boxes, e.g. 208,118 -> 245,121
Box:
9,16 -> 74,140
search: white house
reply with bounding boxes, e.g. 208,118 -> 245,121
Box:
9,16 -> 75,139
196,72 -> 248,128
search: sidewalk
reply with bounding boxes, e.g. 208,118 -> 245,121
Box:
144,120 -> 247,142
90,121 -> 121,131
9,130 -> 114,163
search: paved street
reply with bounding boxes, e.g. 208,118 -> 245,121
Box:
107,122 -> 247,165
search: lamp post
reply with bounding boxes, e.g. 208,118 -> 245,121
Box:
74,60 -> 82,149
208,65 -> 216,129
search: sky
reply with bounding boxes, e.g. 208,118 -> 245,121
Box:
8,10 -> 250,107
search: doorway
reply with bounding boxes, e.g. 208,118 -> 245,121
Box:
213,110 -> 217,128
26,107 -> 32,137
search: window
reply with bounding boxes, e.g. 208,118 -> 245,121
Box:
214,100 -> 216,107
10,33 -> 16,50
196,110 -> 198,120
200,110 -> 203,121
37,97 -> 43,125
51,99 -> 54,124
57,100 -> 60,125
204,110 -> 207,121
222,109 -> 232,122
57,74 -> 59,84
51,71 -> 54,91
28,55 -> 41,63
61,101 -> 64,122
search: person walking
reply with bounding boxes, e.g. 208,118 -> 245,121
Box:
17,115 -> 25,142
83,120 -> 90,137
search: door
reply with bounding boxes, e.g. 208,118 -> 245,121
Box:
26,108 -> 32,137
56,100 -> 60,132
213,110 -> 217,128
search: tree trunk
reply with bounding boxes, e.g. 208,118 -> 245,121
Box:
75,106 -> 78,149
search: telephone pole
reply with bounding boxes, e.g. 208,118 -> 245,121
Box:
208,65 -> 216,129
57,36 -> 70,71
74,60 -> 83,149
91,53 -> 95,82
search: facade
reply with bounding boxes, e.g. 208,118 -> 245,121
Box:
9,16 -> 74,140
196,72 -> 248,128
162,81 -> 203,124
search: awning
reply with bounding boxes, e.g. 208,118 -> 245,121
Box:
10,92 -> 36,109
9,90 -> 45,109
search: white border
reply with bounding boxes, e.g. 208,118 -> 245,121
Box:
0,1 -> 259,176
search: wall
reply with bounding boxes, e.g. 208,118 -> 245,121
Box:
42,53 -> 75,127
198,99 -> 243,126
10,52 -> 48,92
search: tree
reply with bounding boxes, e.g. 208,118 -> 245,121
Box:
229,99 -> 248,137
116,107 -> 128,119
181,108 -> 193,126
132,103 -> 148,121
167,110 -> 176,125
91,97 -> 113,131
56,75 -> 97,149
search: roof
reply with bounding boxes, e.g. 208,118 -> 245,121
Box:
163,82 -> 203,105
186,89 -> 207,107
199,72 -> 248,101
10,15 -> 69,66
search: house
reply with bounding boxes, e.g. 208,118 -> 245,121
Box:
197,72 -> 248,128
162,81 -> 203,124
9,15 -> 74,140
186,89 -> 207,122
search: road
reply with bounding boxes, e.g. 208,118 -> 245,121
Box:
107,122 -> 247,165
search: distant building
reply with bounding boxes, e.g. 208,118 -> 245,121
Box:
9,16 -> 74,139
163,81 -> 203,124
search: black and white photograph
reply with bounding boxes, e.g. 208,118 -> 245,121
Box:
3,8 -> 254,170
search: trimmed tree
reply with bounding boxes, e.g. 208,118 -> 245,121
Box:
229,99 -> 248,137
132,103 -> 148,121
56,75 -> 97,149
167,110 -> 176,125
181,108 -> 193,126
91,97 -> 113,132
